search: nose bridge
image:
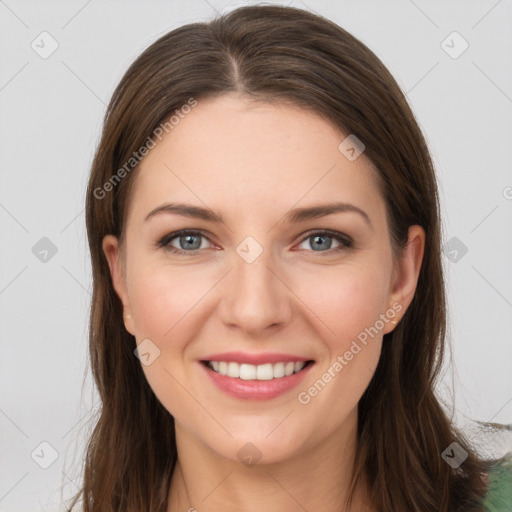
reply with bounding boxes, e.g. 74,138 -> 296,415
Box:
220,235 -> 290,331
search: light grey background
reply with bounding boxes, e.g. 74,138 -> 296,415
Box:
1,0 -> 511,510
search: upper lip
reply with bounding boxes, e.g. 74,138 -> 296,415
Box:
200,351 -> 313,365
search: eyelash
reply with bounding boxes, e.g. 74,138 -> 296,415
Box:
156,229 -> 353,255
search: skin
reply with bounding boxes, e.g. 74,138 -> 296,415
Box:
103,93 -> 425,512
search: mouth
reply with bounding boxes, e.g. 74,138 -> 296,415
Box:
199,356 -> 315,400
201,360 -> 314,380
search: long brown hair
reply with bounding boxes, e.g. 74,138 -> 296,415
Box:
68,5 -> 503,511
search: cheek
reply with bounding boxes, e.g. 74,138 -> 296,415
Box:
127,262 -> 207,341
291,264 -> 387,429
126,263 -> 207,417
291,260 -> 390,349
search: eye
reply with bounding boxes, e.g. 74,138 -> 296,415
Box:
157,230 -> 213,254
296,230 -> 353,253
157,229 -> 353,255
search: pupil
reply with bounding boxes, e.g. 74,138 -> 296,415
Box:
182,235 -> 200,250
312,235 -> 331,251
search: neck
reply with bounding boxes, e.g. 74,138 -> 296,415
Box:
167,407 -> 373,512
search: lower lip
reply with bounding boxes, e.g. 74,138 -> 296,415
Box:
201,362 -> 314,400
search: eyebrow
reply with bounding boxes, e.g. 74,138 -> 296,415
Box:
144,201 -> 372,229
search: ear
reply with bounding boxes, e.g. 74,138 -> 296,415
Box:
382,225 -> 425,335
102,234 -> 136,336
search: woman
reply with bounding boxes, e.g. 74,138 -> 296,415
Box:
68,4 -> 511,511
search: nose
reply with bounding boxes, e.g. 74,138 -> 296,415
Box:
219,245 -> 292,336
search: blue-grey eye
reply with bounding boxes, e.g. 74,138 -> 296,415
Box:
158,230 -> 211,252
310,234 -> 332,251
158,229 -> 351,255
180,234 -> 201,250
297,231 -> 350,252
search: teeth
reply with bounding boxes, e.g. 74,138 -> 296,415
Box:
256,363 -> 273,380
285,362 -> 295,376
273,362 -> 285,378
207,360 -> 308,380
294,361 -> 305,373
227,362 -> 240,378
240,363 -> 256,380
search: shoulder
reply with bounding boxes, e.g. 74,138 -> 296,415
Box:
480,450 -> 512,512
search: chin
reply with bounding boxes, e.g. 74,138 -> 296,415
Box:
197,420 -> 313,467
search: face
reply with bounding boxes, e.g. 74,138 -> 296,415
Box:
103,93 -> 424,465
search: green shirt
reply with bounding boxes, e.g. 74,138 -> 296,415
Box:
481,452 -> 512,511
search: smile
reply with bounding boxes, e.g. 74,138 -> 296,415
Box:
200,355 -> 315,400
204,360 -> 312,380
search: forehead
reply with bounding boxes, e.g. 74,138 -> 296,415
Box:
127,94 -> 385,227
